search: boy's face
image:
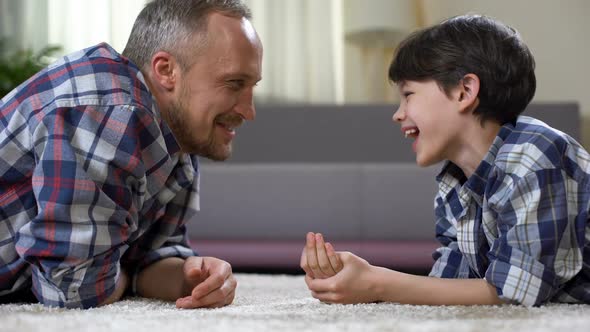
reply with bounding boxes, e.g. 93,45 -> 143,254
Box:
393,80 -> 464,167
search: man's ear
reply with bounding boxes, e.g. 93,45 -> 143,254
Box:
457,73 -> 480,113
150,51 -> 179,91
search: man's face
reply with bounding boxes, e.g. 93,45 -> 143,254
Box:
167,13 -> 263,160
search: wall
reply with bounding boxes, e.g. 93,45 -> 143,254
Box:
421,0 -> 590,147
344,0 -> 590,146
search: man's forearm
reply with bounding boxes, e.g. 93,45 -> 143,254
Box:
101,269 -> 129,306
136,257 -> 187,301
373,267 -> 504,305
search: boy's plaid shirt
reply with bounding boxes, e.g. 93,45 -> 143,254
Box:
0,43 -> 199,308
430,116 -> 590,306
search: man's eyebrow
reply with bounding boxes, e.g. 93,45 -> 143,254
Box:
224,73 -> 260,81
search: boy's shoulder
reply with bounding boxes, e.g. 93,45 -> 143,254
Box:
493,116 -> 589,176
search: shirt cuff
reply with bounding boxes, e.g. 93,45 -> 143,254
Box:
485,259 -> 552,306
31,262 -> 119,308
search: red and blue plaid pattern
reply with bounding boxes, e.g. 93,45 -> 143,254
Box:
430,116 -> 590,306
0,43 -> 199,308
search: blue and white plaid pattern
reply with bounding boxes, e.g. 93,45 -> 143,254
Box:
430,116 -> 590,306
0,43 -> 199,308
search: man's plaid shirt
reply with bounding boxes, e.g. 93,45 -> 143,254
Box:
430,116 -> 590,306
0,43 -> 199,308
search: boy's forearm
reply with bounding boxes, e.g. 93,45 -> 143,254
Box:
136,257 -> 187,301
373,267 -> 504,305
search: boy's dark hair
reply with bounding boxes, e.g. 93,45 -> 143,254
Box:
389,15 -> 536,125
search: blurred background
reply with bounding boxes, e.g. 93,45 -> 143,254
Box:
1,0 -> 588,274
1,0 -> 588,144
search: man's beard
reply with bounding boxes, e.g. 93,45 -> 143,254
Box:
166,101 -> 232,161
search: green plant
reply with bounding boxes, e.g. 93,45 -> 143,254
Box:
0,39 -> 61,98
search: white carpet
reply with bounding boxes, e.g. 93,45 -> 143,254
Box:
1,273 -> 589,332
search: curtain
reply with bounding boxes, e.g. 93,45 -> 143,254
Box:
0,0 -> 49,54
1,0 -> 146,56
47,0 -> 146,55
245,0 -> 344,104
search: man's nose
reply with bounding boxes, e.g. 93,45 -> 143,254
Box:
235,88 -> 256,121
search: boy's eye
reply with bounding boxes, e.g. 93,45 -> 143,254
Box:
402,92 -> 414,98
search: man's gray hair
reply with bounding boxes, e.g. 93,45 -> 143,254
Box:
123,0 -> 251,71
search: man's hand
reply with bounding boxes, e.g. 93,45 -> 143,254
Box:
300,232 -> 343,279
175,256 -> 237,309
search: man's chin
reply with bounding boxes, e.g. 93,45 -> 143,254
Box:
180,138 -> 232,161
205,152 -> 231,162
199,145 -> 232,161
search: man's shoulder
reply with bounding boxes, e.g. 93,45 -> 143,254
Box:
2,43 -> 154,119
49,43 -> 153,108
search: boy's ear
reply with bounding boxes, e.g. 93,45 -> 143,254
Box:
457,73 -> 480,113
150,51 -> 179,91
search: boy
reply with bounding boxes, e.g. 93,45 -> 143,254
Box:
300,14 -> 590,306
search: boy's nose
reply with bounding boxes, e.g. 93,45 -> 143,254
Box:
392,105 -> 405,123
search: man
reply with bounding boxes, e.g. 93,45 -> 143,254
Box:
0,0 -> 263,309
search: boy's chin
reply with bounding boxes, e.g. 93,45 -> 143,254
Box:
415,154 -> 439,168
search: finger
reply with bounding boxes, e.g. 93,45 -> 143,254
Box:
315,233 -> 336,276
304,273 -> 314,289
305,232 -> 325,278
300,247 -> 315,278
306,275 -> 334,293
325,242 -> 343,273
183,256 -> 205,283
203,276 -> 237,308
177,275 -> 236,309
191,259 -> 233,299
311,290 -> 344,304
196,277 -> 236,308
223,285 -> 236,306
177,287 -> 227,309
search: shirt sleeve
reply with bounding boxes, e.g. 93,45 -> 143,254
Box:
485,168 -> 587,306
122,154 -> 200,295
15,104 -> 174,308
429,192 -> 477,279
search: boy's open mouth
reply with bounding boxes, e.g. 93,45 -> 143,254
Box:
404,127 -> 420,139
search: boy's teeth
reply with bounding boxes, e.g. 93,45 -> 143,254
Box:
404,129 -> 417,138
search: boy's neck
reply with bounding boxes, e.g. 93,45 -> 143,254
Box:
450,120 -> 502,178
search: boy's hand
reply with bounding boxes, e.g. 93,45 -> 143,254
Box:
305,251 -> 379,304
300,232 -> 343,279
176,256 -> 237,309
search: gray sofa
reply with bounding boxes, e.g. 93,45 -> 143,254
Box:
187,103 -> 580,272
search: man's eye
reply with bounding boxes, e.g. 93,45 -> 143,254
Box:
228,80 -> 244,90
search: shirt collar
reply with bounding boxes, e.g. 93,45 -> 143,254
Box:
132,65 -> 182,156
436,118 -> 519,205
